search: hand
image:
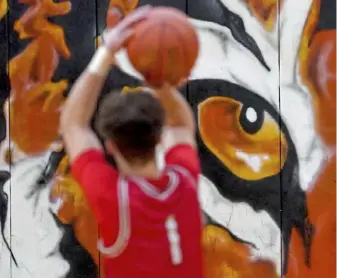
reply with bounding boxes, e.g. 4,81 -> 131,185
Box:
102,5 -> 151,54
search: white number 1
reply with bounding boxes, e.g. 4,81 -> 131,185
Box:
165,215 -> 183,265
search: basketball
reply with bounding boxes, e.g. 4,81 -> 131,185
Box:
126,7 -> 199,87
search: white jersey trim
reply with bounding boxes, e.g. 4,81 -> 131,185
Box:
97,177 -> 131,257
166,165 -> 198,188
130,170 -> 179,200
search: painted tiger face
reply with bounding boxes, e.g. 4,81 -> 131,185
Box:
112,0 -> 335,277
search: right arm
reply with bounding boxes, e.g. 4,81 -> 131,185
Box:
154,83 -> 200,180
155,83 -> 195,138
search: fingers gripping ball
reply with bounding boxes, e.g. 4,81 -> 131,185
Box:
126,7 -> 199,87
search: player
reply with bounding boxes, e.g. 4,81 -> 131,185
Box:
60,5 -> 204,278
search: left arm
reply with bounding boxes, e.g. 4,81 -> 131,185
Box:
61,48 -> 119,244
60,7 -> 152,245
60,5 -> 151,162
60,46 -> 115,162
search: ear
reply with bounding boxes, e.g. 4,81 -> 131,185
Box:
157,135 -> 162,145
104,140 -> 115,155
105,141 -> 132,174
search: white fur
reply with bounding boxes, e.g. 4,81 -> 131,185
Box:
0,155 -> 69,278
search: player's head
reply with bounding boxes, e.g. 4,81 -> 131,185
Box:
96,90 -> 165,166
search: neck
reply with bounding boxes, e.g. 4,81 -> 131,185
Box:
120,159 -> 161,179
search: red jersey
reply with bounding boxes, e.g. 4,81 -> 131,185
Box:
71,144 -> 204,278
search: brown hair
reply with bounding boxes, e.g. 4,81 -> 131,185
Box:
95,90 -> 165,164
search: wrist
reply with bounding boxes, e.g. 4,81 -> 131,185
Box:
87,46 -> 115,76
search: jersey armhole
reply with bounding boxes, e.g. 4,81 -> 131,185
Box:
165,165 -> 198,188
97,177 -> 131,258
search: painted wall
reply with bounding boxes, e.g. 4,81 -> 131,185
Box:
0,0 -> 335,277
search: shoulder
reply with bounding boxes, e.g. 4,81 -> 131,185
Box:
165,144 -> 199,165
165,144 -> 200,183
70,148 -> 118,184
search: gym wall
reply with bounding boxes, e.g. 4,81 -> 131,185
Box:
0,0 -> 335,277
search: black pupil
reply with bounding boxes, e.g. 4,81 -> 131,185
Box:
239,105 -> 264,134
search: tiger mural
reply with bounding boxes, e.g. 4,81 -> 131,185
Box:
0,0 -> 334,277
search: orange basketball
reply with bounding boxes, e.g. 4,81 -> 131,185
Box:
126,7 -> 199,87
